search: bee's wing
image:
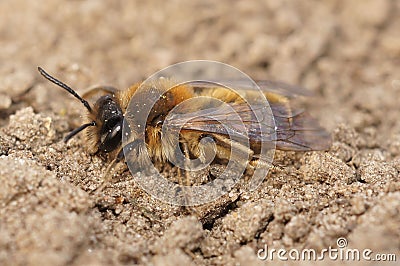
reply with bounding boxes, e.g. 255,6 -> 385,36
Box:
254,80 -> 312,97
165,101 -> 331,152
190,79 -> 312,98
271,102 -> 331,151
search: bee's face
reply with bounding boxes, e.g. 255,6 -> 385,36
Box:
94,95 -> 123,153
37,67 -> 126,156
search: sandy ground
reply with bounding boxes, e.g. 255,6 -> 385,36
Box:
1,0 -> 400,265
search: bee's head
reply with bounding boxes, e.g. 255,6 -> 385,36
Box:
94,95 -> 123,153
38,67 -> 123,154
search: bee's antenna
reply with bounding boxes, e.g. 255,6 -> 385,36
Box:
64,121 -> 96,143
37,67 -> 92,112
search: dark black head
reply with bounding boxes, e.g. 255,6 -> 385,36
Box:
95,95 -> 123,153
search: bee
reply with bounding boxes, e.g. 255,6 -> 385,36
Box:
38,67 -> 331,189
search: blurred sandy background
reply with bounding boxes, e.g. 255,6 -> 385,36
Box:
0,0 -> 399,265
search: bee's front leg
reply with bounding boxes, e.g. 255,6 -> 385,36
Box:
92,148 -> 125,193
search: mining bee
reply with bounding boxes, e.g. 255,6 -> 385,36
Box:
38,67 -> 331,191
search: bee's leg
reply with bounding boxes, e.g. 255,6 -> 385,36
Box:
175,158 -> 185,204
82,86 -> 118,99
210,134 -> 254,171
92,148 -> 124,193
180,142 -> 206,216
182,142 -> 193,185
249,158 -> 274,170
180,142 -> 192,206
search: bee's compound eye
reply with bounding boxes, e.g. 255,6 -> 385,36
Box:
99,119 -> 122,153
